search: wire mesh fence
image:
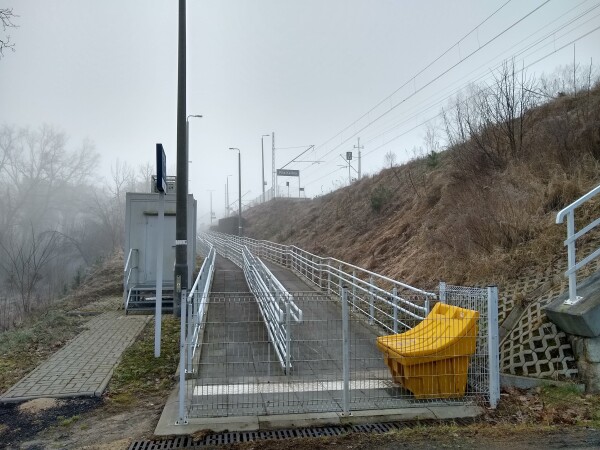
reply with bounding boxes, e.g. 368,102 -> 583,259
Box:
183,288 -> 498,419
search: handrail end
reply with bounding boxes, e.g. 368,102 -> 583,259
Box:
556,209 -> 567,224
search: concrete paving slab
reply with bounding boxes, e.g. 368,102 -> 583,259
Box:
0,311 -> 149,403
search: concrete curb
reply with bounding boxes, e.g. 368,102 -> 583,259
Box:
154,381 -> 483,436
0,391 -> 98,404
500,373 -> 585,391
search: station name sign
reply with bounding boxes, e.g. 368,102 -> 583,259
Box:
276,168 -> 300,177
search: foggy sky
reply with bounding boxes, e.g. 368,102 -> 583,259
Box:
1,0 -> 599,225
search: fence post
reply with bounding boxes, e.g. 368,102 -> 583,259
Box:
352,270 -> 356,311
187,297 -> 193,372
566,213 -> 579,304
341,286 -> 350,416
328,259 -> 332,294
338,264 -> 343,298
392,287 -> 398,334
439,281 -> 446,303
285,296 -> 291,376
177,289 -> 188,425
369,276 -> 375,325
487,285 -> 500,409
319,258 -> 323,290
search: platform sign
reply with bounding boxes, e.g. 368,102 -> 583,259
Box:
155,143 -> 167,357
277,168 -> 300,177
156,144 -> 167,193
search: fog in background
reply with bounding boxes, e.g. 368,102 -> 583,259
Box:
0,2 -> 600,321
1,1 -> 599,225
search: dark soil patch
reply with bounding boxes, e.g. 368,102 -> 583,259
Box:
0,397 -> 102,448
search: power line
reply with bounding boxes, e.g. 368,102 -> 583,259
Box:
300,1 -> 600,187
312,0 -> 552,165
302,23 -> 600,191
313,0 -> 515,153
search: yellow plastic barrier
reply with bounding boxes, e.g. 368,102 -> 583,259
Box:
376,303 -> 479,399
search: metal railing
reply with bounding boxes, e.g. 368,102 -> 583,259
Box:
243,246 -> 302,372
123,248 -> 138,309
201,232 -> 303,371
203,231 -> 436,334
184,287 -> 500,419
185,238 -> 216,372
173,233 -> 500,423
556,183 -> 600,305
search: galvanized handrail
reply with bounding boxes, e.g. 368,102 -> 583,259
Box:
204,231 -> 435,333
185,238 -> 216,372
556,183 -> 600,305
123,248 -> 138,309
201,232 -> 302,371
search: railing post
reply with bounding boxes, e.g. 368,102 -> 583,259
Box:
285,295 -> 291,376
566,212 -> 579,304
369,276 -> 375,325
319,259 -> 323,289
352,270 -> 356,311
338,264 -> 343,298
487,286 -> 500,409
186,297 -> 193,372
341,286 -> 350,416
328,260 -> 332,294
439,281 -> 446,303
392,287 -> 398,334
177,289 -> 188,425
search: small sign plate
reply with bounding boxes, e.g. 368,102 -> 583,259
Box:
156,144 -> 167,193
277,168 -> 300,177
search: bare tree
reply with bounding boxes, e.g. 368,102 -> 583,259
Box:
0,124 -> 105,319
384,150 -> 397,168
0,8 -> 17,58
0,226 -> 61,313
442,61 -> 543,174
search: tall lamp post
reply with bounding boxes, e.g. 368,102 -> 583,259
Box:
229,148 -> 242,236
175,0 -> 188,319
261,134 -> 269,203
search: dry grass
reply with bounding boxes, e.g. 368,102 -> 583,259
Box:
244,87 -> 600,290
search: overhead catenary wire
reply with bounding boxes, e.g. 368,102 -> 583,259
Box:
300,2 -> 600,188
302,24 -> 600,192
311,0 -> 552,166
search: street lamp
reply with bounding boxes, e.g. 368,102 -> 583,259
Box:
228,147 -> 242,236
261,134 -> 270,203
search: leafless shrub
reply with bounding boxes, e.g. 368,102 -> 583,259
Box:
384,150 -> 397,168
444,61 -> 543,176
0,7 -> 17,58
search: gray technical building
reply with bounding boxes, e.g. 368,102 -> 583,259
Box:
123,177 -> 197,313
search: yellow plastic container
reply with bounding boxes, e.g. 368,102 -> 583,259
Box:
376,303 -> 479,399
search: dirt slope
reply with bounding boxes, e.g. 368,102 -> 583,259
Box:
244,87 -> 600,290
